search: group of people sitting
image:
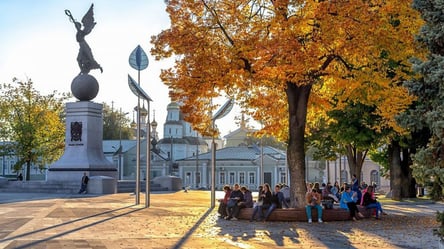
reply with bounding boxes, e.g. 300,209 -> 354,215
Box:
217,176 -> 387,223
217,183 -> 290,221
217,184 -> 252,221
307,174 -> 387,222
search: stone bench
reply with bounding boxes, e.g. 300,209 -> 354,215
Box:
237,206 -> 375,222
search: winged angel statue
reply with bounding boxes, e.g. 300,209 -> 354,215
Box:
65,4 -> 103,74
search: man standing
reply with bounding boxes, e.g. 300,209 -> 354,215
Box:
78,172 -> 89,194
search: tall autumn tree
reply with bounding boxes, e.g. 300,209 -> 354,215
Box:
0,78 -> 68,180
152,0 -> 421,207
402,0 -> 444,200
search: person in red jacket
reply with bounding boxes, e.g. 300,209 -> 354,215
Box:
217,185 -> 232,218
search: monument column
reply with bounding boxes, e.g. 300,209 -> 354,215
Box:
47,4 -> 117,194
47,101 -> 117,181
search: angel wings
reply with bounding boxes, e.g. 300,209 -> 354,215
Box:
65,4 -> 102,74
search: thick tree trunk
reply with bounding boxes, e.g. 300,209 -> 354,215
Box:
389,140 -> 417,200
401,148 -> 416,197
390,140 -> 402,201
286,82 -> 312,208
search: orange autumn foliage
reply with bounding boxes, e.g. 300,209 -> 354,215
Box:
151,0 -> 424,207
152,0 -> 422,138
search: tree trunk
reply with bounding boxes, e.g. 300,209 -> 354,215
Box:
390,140 -> 402,201
344,144 -> 365,183
286,82 -> 312,208
389,140 -> 417,200
401,147 -> 417,198
388,144 -> 394,192
26,161 -> 31,181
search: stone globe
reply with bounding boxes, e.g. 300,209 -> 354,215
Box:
71,74 -> 99,101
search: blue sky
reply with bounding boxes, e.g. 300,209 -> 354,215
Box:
0,0 -> 244,139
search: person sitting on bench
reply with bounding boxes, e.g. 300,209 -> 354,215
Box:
340,185 -> 364,221
305,184 -> 323,223
362,185 -> 387,219
250,183 -> 272,222
263,184 -> 285,221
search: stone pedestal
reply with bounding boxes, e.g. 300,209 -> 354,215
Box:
88,176 -> 116,194
47,101 -> 117,193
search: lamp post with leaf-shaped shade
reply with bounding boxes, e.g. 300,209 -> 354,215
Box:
128,45 -> 150,207
210,99 -> 234,208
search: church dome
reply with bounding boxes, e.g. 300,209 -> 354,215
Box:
133,106 -> 148,116
151,119 -> 158,127
139,107 -> 148,116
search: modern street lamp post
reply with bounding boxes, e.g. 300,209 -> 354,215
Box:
210,99 -> 234,208
128,45 -> 150,206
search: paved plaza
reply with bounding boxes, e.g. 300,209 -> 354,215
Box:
0,191 -> 441,249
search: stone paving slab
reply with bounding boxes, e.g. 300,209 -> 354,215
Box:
0,191 -> 441,249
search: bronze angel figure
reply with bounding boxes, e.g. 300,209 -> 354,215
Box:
65,4 -> 103,74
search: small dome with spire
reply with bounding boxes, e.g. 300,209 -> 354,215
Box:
151,119 -> 158,127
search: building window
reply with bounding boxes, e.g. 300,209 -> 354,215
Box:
219,172 -> 225,185
249,172 -> 255,185
186,172 -> 191,185
10,161 -> 15,173
340,170 -> 348,184
370,170 -> 380,188
280,172 -> 287,184
239,172 -> 245,184
229,172 -> 235,184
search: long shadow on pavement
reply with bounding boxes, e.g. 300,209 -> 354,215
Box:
0,193 -> 100,204
214,215 -> 358,248
171,207 -> 214,249
0,204 -> 140,249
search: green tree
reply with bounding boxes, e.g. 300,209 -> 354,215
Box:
102,103 -> 132,140
328,102 -> 385,182
402,0 -> 444,200
0,78 -> 68,180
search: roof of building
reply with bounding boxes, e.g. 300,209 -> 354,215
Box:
178,145 -> 285,162
158,136 -> 208,146
164,120 -> 183,126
